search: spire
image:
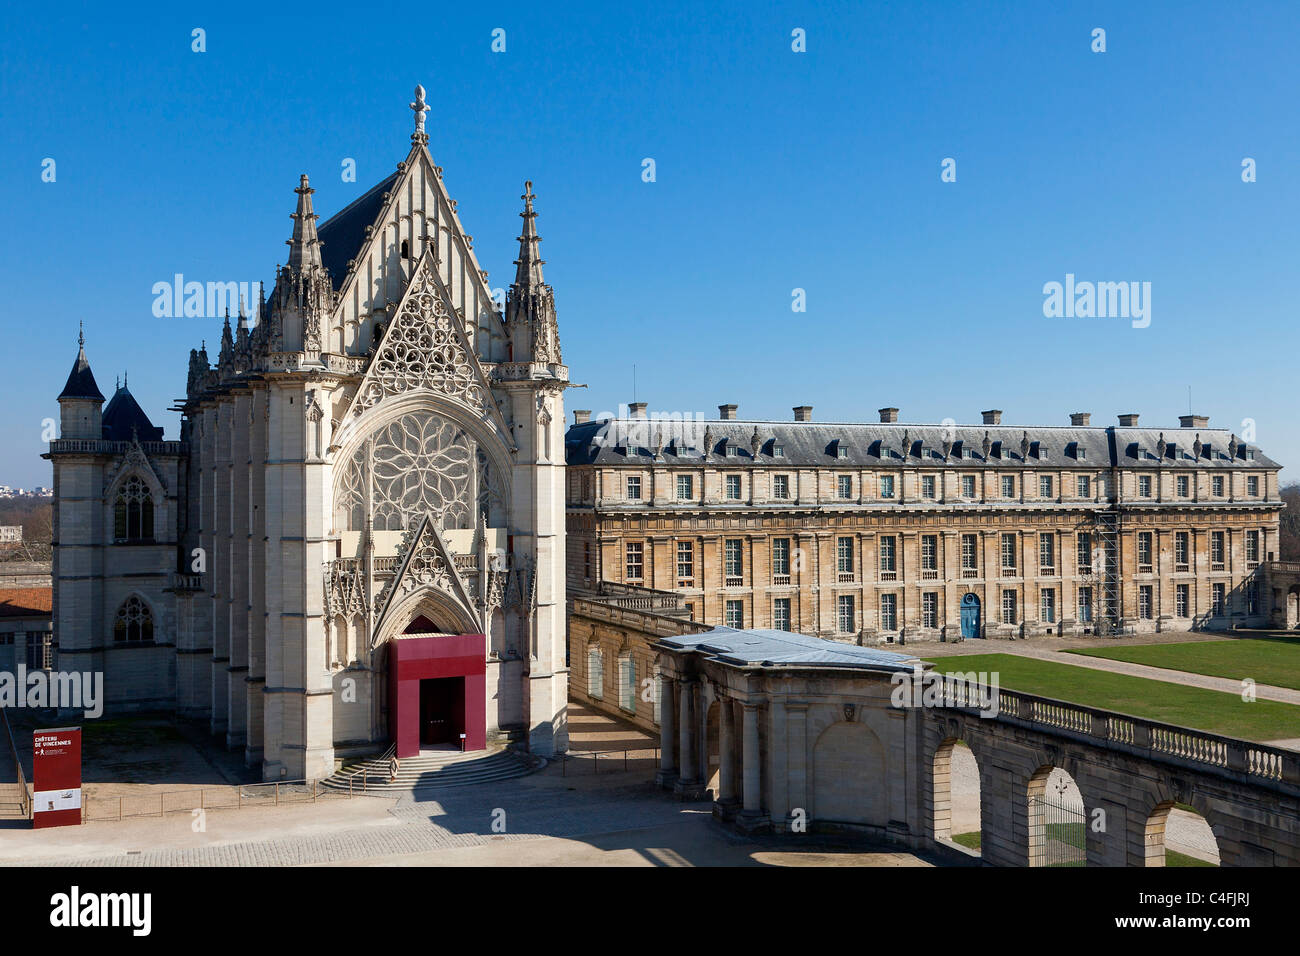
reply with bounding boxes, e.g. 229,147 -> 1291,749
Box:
513,181 -> 546,290
505,181 -> 562,365
410,84 -> 430,146
58,323 -> 105,401
286,174 -> 323,272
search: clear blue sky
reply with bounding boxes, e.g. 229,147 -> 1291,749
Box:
2,1 -> 1296,488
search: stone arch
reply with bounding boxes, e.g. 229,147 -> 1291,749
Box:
1027,764 -> 1087,867
1145,799 -> 1220,867
373,586 -> 478,650
933,735 -> 982,854
811,720 -> 887,827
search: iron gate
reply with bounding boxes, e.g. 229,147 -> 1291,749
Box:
1029,794 -> 1086,867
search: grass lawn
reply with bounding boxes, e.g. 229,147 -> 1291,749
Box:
1167,849 -> 1216,867
925,653 -> 1300,741
949,831 -> 1214,865
1065,637 -> 1300,691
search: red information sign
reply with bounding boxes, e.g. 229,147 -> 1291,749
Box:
32,727 -> 81,829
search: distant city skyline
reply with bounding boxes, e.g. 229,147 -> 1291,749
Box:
3,2 -> 1297,487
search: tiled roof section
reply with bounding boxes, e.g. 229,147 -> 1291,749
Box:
102,386 -> 164,442
58,346 -> 104,401
0,587 -> 52,619
659,627 -> 921,671
565,419 -> 1279,470
317,172 -> 400,291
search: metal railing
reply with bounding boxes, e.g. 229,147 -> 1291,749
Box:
334,743 -> 397,792
82,778 -> 354,822
0,706 -> 29,819
558,744 -> 660,777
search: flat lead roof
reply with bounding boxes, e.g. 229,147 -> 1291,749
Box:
658,627 -> 922,671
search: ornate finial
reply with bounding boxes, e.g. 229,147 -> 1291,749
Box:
115,375 -> 120,390
78,320 -> 84,349
410,84 -> 430,144
124,370 -> 128,388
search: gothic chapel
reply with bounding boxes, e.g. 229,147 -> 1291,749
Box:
47,88 -> 570,780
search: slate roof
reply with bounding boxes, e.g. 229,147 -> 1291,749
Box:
57,346 -> 104,401
316,172 -> 399,291
102,386 -> 164,442
658,626 -> 921,671
565,418 -> 1279,470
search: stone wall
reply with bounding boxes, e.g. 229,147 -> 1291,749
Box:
567,595 -> 707,734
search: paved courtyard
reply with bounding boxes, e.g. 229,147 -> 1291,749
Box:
0,703 -> 940,868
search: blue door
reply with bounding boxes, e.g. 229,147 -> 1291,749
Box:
960,594 -> 981,639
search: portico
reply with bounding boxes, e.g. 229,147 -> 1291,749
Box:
653,627 -> 926,839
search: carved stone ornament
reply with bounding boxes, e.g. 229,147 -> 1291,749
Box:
346,251 -> 491,419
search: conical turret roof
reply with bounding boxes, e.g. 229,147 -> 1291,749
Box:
58,325 -> 105,401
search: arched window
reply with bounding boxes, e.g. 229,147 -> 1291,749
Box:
113,596 -> 154,643
587,644 -> 604,700
618,653 -> 636,713
113,476 -> 154,542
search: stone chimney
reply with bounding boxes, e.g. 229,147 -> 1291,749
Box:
1179,414 -> 1209,429
573,410 -> 592,424
1118,413 -> 1140,427
1069,412 -> 1091,426
981,409 -> 1002,425
793,405 -> 813,422
718,404 -> 738,420
629,402 -> 648,419
878,407 -> 899,423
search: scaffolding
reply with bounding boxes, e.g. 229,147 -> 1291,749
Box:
1095,507 -> 1122,635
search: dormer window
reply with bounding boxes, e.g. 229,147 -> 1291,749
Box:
835,441 -> 850,459
1246,448 -> 1256,460
772,443 -> 785,458
726,442 -> 739,457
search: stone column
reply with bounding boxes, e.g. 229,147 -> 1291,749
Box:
674,678 -> 705,798
656,676 -> 678,788
738,702 -> 767,830
717,697 -> 738,816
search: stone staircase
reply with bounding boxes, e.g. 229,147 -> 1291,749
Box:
320,745 -> 542,794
